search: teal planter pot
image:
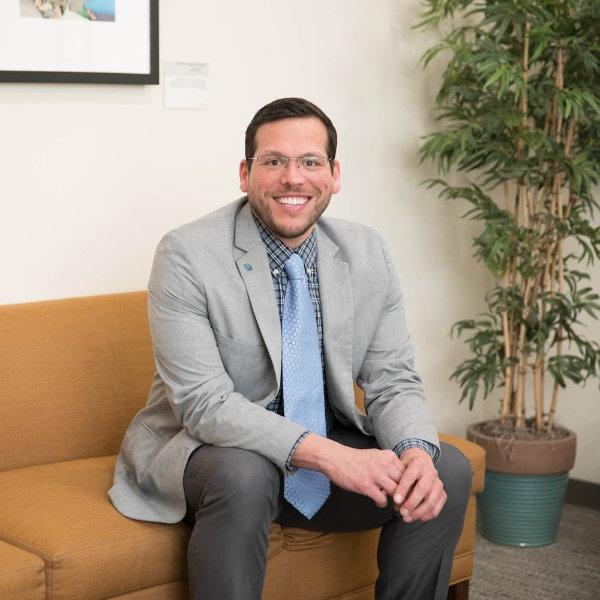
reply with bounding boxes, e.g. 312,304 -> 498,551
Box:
467,422 -> 577,549
478,470 -> 569,547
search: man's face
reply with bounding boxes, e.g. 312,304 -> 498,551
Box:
239,117 -> 341,248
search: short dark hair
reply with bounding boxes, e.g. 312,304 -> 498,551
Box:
245,98 -> 337,167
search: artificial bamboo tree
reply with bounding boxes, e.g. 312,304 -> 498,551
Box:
418,0 -> 600,435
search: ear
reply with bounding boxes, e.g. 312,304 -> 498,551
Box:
239,160 -> 249,193
331,159 -> 341,194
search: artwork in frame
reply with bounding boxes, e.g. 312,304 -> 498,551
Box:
0,0 -> 158,84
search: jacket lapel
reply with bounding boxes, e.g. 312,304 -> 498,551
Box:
316,226 -> 353,412
234,202 -> 282,388
233,202 -> 354,401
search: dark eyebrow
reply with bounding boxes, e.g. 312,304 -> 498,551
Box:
259,150 -> 326,157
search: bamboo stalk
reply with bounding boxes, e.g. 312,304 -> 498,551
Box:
526,188 -> 535,226
539,237 -> 554,422
501,272 -> 513,422
530,186 -> 541,231
533,349 -> 544,430
555,47 -> 564,144
522,185 -> 530,228
512,21 -> 532,430
564,116 -> 576,154
549,197 -> 566,431
514,320 -> 528,428
563,119 -> 578,221
501,329 -> 513,421
565,180 -> 577,221
547,47 -> 567,432
543,105 -> 552,137
503,181 -> 510,213
521,21 -> 530,131
514,275 -> 532,428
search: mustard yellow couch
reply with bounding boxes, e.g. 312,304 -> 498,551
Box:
0,291 -> 485,600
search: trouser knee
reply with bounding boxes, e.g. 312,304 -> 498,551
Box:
184,445 -> 281,527
436,442 -> 472,516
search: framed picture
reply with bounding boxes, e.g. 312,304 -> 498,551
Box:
0,1 -> 159,84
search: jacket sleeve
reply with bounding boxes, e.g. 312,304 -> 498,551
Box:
356,236 -> 440,453
147,230 -> 307,472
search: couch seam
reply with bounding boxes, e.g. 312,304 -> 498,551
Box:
282,546 -> 288,600
0,534 -> 52,562
0,529 -> 175,562
102,578 -> 186,600
53,530 -> 177,560
1,530 -> 181,600
47,560 -> 54,600
0,564 -> 45,580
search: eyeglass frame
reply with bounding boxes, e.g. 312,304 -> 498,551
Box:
249,154 -> 333,172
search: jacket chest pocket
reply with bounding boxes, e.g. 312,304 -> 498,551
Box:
213,330 -> 276,401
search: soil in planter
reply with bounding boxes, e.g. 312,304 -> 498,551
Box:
474,418 -> 571,441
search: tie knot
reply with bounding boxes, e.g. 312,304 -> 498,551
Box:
284,253 -> 306,281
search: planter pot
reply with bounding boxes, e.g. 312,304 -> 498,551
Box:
467,422 -> 576,547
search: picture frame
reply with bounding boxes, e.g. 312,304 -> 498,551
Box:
0,1 -> 159,84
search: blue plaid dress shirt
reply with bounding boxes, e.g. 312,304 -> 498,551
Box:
253,215 -> 439,467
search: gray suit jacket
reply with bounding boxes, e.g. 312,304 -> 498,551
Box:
108,198 -> 439,523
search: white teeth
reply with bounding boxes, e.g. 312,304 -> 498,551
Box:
276,196 -> 309,205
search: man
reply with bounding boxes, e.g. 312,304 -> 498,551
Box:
109,97 -> 472,600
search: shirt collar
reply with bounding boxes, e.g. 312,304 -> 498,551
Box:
253,213 -> 317,273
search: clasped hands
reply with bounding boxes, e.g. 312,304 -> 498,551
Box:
327,445 -> 447,523
292,435 -> 447,523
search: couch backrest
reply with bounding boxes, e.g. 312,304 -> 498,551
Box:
0,291 -> 154,472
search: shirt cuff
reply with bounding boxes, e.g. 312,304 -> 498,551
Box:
284,431 -> 310,474
393,438 -> 440,465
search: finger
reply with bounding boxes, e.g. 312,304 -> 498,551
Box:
377,476 -> 400,499
398,468 -> 434,514
390,465 -> 404,484
379,452 -> 405,483
406,480 -> 444,521
368,486 -> 389,508
362,483 -> 388,508
392,464 -> 420,505
413,489 -> 447,522
400,477 -> 435,516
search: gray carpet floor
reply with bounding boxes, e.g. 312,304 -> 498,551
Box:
471,504 -> 600,599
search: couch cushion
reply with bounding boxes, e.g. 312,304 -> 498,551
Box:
0,292 -> 154,472
282,528 -> 380,599
0,456 -> 189,600
0,447 -> 480,600
0,455 -> 287,600
0,540 -> 45,600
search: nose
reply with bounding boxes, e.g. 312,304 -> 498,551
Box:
279,159 -> 306,186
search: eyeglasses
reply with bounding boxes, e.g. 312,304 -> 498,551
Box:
250,155 -> 331,173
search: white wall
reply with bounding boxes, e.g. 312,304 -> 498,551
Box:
1,0 -> 597,483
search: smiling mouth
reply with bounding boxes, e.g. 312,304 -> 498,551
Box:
274,196 -> 311,206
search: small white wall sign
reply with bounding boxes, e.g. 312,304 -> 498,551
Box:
164,61 -> 208,109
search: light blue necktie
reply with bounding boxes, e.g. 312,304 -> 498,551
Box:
282,253 -> 330,519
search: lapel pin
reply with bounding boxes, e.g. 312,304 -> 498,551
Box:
243,263 -> 253,271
